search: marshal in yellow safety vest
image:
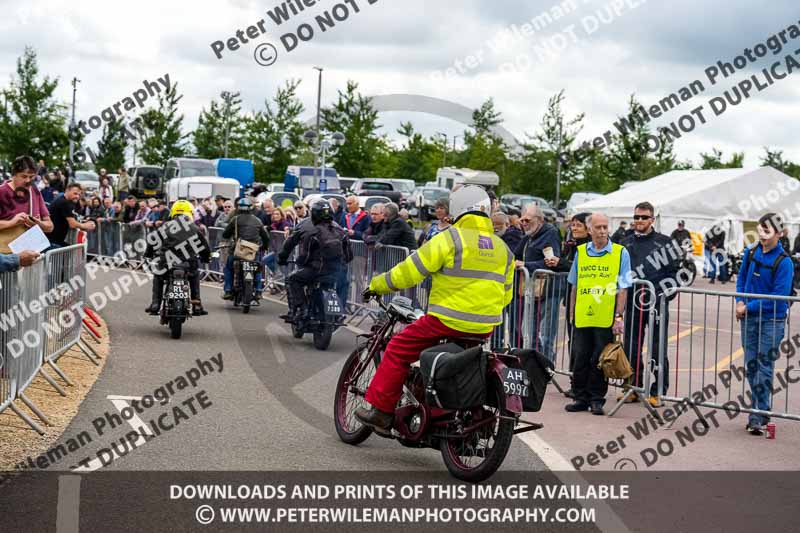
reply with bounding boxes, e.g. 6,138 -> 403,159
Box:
368,214 -> 514,334
574,242 -> 624,328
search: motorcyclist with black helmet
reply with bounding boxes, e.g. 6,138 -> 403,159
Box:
221,197 -> 271,301
277,199 -> 353,321
144,200 -> 211,316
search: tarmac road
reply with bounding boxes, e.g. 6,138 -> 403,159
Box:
59,268 -> 554,474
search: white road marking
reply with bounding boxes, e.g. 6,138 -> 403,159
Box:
72,396 -> 149,473
266,323 -> 288,364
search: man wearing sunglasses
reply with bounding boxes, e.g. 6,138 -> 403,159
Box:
620,202 -> 680,407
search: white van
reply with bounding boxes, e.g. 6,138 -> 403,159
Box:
166,177 -> 241,203
435,167 -> 500,190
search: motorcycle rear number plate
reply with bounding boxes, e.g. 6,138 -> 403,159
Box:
326,299 -> 342,314
502,368 -> 529,398
243,263 -> 259,271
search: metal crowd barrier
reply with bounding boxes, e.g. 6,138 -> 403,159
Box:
0,260 -> 47,429
527,270 -> 660,418
202,226 -> 226,281
0,243 -> 94,434
42,244 -> 96,381
656,286 -> 800,426
121,223 -> 147,269
490,266 -> 530,351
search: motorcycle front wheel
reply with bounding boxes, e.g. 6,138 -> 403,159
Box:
334,347 -> 378,445
169,317 -> 183,339
440,378 -> 515,483
313,324 -> 334,350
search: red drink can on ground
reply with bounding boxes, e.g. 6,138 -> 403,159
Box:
766,422 -> 776,439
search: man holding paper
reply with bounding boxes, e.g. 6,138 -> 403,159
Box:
0,156 -> 53,254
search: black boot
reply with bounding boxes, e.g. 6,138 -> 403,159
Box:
191,300 -> 208,316
145,277 -> 163,315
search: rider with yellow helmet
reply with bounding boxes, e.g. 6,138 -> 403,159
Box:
144,199 -> 212,316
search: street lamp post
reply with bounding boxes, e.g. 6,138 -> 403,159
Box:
555,117 -> 562,211
221,90 -> 240,158
437,132 -> 448,167
304,130 -> 345,192
313,67 -> 323,180
69,77 -> 80,164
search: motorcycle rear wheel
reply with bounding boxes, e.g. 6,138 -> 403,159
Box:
440,379 -> 515,482
334,347 -> 378,445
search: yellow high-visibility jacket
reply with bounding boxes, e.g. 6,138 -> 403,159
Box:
368,214 -> 514,334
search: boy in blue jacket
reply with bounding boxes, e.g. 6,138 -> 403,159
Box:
736,213 -> 795,435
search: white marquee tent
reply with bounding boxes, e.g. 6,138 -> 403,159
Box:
572,167 -> 800,253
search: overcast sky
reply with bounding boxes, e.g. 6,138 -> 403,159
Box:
1,0 -> 798,168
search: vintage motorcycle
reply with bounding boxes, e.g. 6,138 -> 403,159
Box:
159,262 -> 195,339
334,294 -> 550,482
283,281 -> 344,351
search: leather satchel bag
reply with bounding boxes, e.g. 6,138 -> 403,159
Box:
233,218 -> 260,262
597,335 -> 633,380
0,183 -> 31,254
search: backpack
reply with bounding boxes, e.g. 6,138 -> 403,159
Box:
745,246 -> 796,299
313,223 -> 344,261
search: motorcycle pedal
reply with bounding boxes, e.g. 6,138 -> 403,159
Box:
373,426 -> 395,439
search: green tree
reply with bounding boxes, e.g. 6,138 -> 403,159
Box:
392,122 -> 435,181
699,148 -> 744,169
459,98 -> 508,181
0,47 -> 69,166
605,95 -> 676,188
759,147 -> 799,176
137,81 -> 189,166
93,118 -> 127,171
246,79 -> 306,183
193,93 -> 249,159
320,80 -> 381,177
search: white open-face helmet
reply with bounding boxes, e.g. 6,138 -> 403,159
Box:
449,185 -> 491,221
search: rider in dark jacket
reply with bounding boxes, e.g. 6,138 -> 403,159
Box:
277,200 -> 353,321
144,200 -> 211,316
221,198 -> 270,300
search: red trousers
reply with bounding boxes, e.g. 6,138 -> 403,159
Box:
365,314 -> 493,413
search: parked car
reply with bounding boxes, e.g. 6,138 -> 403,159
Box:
566,192 -> 603,214
389,178 -> 416,206
351,178 -> 404,206
74,170 -> 99,198
129,165 -> 165,199
500,194 -> 558,222
303,193 -> 346,209
267,183 -> 285,192
338,177 -> 357,193
358,195 -> 392,212
410,186 -> 450,220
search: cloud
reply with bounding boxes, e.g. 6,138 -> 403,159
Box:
0,0 -> 797,168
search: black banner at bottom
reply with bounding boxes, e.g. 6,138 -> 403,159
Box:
0,471 -> 796,532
